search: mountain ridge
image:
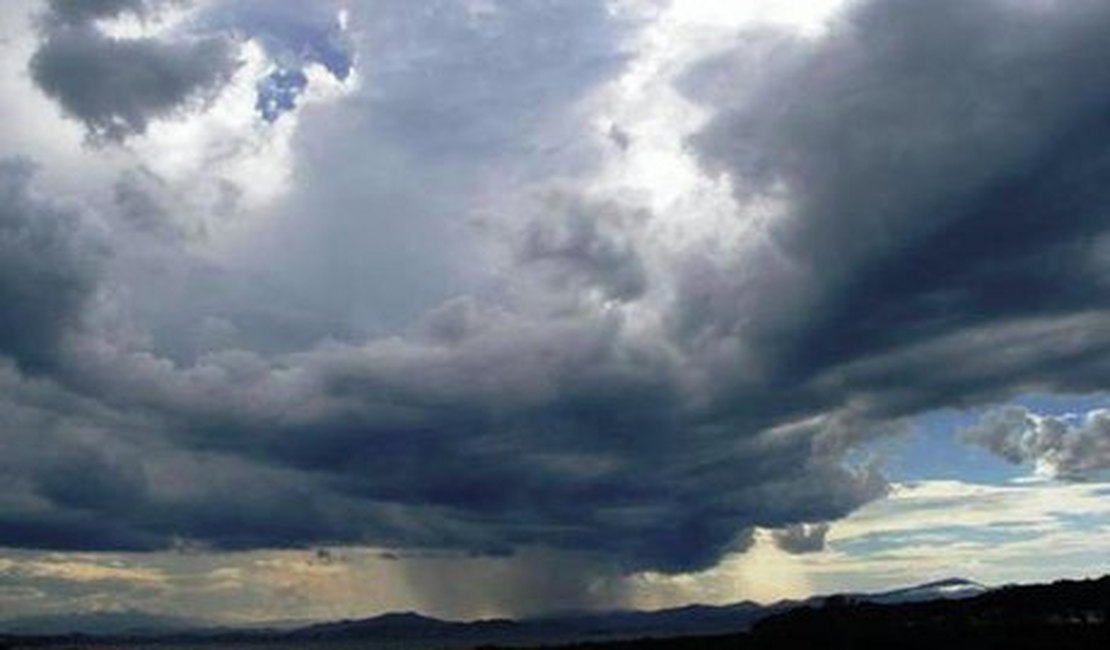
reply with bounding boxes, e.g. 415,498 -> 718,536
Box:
0,577 -> 989,640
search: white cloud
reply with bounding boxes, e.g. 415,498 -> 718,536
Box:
800,479 -> 1110,592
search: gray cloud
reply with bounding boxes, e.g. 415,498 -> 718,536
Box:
0,159 -> 105,373
0,360 -> 425,555
43,0 -> 150,26
770,523 -> 830,555
111,169 -> 179,238
30,2 -> 238,141
962,406 -> 1110,479
231,0 -> 640,335
0,285 -> 883,573
348,0 -> 631,161
515,193 -> 648,302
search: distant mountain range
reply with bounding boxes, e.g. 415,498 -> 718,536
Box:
0,577 -> 990,644
0,610 -> 205,637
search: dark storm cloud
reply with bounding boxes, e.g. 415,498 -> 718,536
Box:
0,362 -> 430,555
30,1 -> 238,141
0,160 -> 105,373
962,406 -> 1110,479
682,0 -> 1110,417
6,0 -> 1110,579
6,293 -> 880,572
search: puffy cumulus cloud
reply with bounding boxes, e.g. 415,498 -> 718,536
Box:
30,1 -> 240,141
962,406 -> 1110,479
5,0 -> 1110,599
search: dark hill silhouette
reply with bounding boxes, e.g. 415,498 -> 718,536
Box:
485,575 -> 1110,650
0,610 -> 205,636
1,575 -> 1107,648
745,574 -> 1110,649
289,610 -> 517,641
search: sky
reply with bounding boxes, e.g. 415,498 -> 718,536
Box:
2,0 -> 1110,625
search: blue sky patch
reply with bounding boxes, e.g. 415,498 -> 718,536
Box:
256,68 -> 309,122
191,0 -> 353,121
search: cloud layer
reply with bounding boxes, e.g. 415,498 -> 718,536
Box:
1,0 -> 1109,589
